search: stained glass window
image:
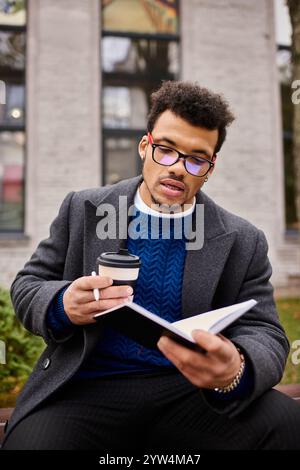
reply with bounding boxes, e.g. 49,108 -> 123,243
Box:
0,0 -> 26,26
102,0 -> 178,35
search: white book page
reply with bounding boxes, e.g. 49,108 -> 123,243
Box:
172,299 -> 257,336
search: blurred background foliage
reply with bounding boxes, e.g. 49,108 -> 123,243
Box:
0,287 -> 45,406
277,297 -> 300,384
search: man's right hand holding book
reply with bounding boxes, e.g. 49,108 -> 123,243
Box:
157,330 -> 246,394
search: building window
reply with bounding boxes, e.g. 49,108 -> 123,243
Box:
101,0 -> 180,185
277,45 -> 298,231
0,0 -> 26,232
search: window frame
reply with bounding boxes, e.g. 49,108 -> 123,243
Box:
0,1 -> 27,234
101,0 -> 181,186
277,43 -> 299,234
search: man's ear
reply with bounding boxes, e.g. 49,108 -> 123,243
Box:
208,158 -> 217,178
209,154 -> 217,175
138,135 -> 148,161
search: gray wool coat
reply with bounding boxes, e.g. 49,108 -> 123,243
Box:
4,175 -> 289,442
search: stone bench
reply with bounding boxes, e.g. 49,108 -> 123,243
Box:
1,384 -> 300,446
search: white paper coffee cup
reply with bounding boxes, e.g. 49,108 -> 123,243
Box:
97,249 -> 141,300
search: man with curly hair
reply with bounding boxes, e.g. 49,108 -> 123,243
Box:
3,81 -> 300,450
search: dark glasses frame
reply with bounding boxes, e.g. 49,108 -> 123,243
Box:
147,132 -> 216,177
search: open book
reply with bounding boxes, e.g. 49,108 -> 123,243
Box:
93,299 -> 257,353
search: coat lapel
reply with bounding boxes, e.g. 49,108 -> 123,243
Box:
83,200 -> 122,276
82,176 -> 143,276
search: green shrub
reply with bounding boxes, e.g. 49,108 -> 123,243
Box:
0,287 -> 45,406
277,298 -> 300,384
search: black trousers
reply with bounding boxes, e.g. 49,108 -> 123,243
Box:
3,369 -> 300,450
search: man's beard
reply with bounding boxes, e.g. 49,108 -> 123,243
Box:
140,169 -> 162,206
141,170 -> 183,213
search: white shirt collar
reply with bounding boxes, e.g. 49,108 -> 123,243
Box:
134,187 -> 195,219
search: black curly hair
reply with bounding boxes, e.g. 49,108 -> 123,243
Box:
147,81 -> 235,153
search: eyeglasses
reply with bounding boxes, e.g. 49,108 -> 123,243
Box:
147,133 -> 216,177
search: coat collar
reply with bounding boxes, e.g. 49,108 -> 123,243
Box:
84,174 -> 230,243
